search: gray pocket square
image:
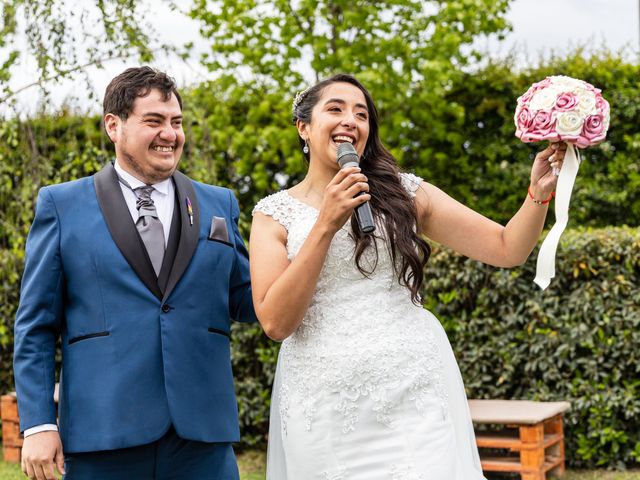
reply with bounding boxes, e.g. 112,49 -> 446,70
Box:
208,216 -> 230,244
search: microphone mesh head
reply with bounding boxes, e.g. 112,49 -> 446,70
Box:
337,142 -> 360,167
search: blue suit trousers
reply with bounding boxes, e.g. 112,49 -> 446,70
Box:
63,426 -> 239,480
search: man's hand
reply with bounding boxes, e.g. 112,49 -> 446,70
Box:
20,431 -> 65,480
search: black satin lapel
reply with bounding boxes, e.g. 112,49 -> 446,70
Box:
94,164 -> 163,300
163,170 -> 200,301
157,187 -> 181,293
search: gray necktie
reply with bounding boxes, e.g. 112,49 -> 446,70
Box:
133,185 -> 165,276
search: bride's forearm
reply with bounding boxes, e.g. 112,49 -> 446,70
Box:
256,223 -> 334,341
501,192 -> 550,266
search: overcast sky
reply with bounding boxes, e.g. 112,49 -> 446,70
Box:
487,0 -> 637,60
4,0 -> 638,116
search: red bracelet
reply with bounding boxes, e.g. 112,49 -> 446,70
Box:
528,187 -> 555,205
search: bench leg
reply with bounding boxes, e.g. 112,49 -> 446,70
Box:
1,394 -> 23,464
546,415 -> 566,477
520,423 -> 545,480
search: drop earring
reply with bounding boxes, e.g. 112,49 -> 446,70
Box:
303,140 -> 309,154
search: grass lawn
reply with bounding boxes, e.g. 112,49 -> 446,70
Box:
0,453 -> 22,479
2,450 -> 640,479
486,473 -> 640,480
237,450 -> 267,480
563,474 -> 640,480
489,474 -> 640,480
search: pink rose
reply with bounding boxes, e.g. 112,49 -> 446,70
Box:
585,82 -> 601,94
532,77 -> 552,90
595,95 -> 610,116
578,114 -> 606,146
531,110 -> 556,137
555,92 -> 579,112
517,109 -> 558,142
515,106 -> 534,131
518,86 -> 536,105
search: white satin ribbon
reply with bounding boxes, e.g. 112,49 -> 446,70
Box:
534,144 -> 581,289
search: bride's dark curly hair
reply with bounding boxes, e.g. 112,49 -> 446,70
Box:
293,73 -> 431,304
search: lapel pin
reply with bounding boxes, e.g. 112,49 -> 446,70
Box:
186,197 -> 193,226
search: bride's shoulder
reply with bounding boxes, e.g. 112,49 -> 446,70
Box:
398,172 -> 424,197
253,190 -> 288,210
252,190 -> 296,231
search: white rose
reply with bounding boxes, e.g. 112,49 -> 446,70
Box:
574,87 -> 597,115
530,87 -> 559,111
555,111 -> 584,136
551,75 -> 582,90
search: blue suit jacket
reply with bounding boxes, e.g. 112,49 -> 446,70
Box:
13,164 -> 257,453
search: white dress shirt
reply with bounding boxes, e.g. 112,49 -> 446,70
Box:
114,160 -> 175,246
24,161 -> 175,438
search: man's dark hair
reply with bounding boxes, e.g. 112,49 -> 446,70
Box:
103,66 -> 182,119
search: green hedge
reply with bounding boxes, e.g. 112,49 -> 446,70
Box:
0,114 -> 107,389
441,51 -> 640,227
425,226 -> 640,468
232,226 -> 640,468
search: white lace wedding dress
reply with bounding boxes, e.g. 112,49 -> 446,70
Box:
253,173 -> 486,480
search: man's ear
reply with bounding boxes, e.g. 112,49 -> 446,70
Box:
104,113 -> 120,143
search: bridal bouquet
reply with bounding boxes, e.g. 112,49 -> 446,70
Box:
515,75 -> 610,148
514,75 -> 610,289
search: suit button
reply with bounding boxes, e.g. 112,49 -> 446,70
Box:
161,304 -> 171,313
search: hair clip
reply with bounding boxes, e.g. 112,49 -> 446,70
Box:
292,85 -> 312,116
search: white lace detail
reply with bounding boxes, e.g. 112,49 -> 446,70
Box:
399,172 -> 423,198
322,465 -> 348,480
277,383 -> 291,435
390,462 -> 426,480
254,179 -> 448,437
252,191 -> 299,232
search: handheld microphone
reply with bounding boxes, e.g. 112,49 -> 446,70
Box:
336,143 -> 375,234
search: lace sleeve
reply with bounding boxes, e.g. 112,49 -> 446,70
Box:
399,172 -> 423,198
252,191 -> 293,231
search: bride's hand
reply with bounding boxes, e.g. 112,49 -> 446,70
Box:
317,167 -> 370,234
529,141 -> 567,200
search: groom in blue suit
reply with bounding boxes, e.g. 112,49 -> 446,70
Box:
13,67 -> 256,479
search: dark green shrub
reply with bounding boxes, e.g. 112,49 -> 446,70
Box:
425,226 -> 640,468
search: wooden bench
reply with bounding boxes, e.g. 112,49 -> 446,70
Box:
1,392 -> 22,463
1,385 -> 59,463
469,399 -> 571,480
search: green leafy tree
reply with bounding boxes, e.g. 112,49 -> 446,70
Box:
0,0 -> 166,110
183,0 -> 512,213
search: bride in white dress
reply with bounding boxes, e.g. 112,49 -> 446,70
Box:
250,74 -> 565,479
